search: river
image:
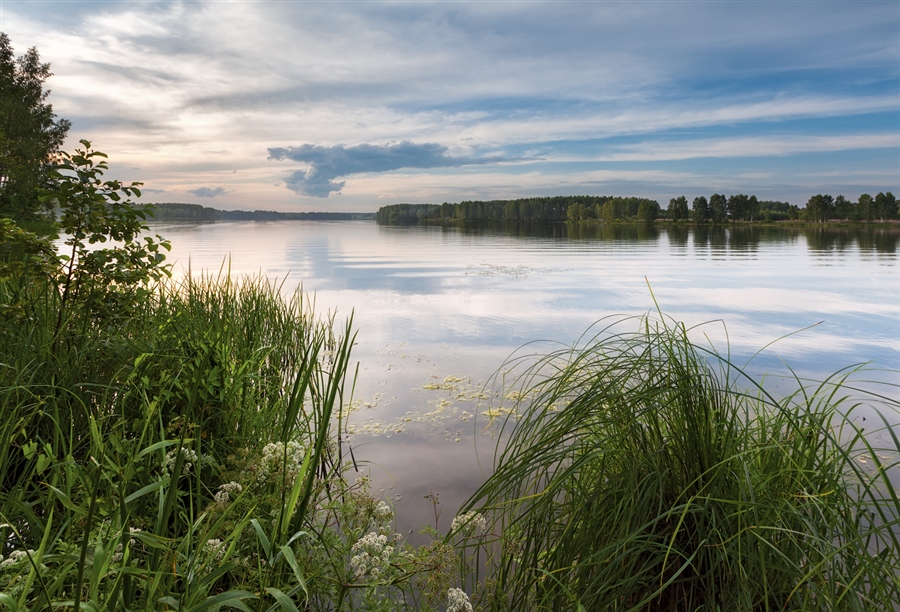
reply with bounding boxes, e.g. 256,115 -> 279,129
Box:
149,220 -> 900,536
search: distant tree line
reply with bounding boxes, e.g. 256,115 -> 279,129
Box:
662,193 -> 897,224
376,196 -> 662,224
151,203 -> 375,222
377,192 -> 898,225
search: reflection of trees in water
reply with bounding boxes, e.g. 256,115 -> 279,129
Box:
806,228 -> 858,254
451,221 -> 568,239
666,226 -> 690,249
567,223 -> 661,242
434,221 -> 900,256
851,227 -> 898,256
804,226 -> 899,256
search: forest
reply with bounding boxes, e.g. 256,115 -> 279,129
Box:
376,192 -> 899,225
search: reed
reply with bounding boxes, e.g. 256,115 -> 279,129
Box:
462,315 -> 900,611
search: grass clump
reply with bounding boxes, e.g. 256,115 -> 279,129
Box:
462,315 -> 900,611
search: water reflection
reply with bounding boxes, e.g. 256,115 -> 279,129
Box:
152,220 -> 899,539
384,221 -> 900,257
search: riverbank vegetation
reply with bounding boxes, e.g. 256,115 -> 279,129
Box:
149,204 -> 375,223
461,315 -> 900,611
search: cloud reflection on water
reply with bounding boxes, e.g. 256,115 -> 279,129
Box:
155,220 -> 899,537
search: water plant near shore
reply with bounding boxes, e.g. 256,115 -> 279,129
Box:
460,314 -> 900,611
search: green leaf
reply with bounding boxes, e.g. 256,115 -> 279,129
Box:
124,479 -> 166,504
250,518 -> 272,559
277,544 -> 308,602
185,590 -> 257,612
47,485 -> 88,517
265,588 -> 300,612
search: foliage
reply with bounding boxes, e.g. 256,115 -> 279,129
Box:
461,314 -> 900,611
690,196 -> 709,223
666,196 -> 689,221
39,140 -> 172,326
709,193 -> 728,224
804,194 -> 835,223
0,32 -> 70,222
377,191 -> 896,226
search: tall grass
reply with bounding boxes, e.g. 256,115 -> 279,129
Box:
0,271 -> 361,609
462,315 -> 900,611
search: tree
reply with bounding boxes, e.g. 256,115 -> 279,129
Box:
0,33 -> 70,222
667,196 -> 689,221
709,194 -> 727,223
726,194 -> 759,221
637,200 -> 660,222
39,141 -> 170,326
804,194 -> 834,223
691,196 -> 709,223
874,192 -> 897,221
857,194 -> 874,222
833,195 -> 854,221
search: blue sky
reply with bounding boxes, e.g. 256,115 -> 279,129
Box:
2,0 -> 898,211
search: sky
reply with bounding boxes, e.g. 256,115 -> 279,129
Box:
2,0 -> 899,212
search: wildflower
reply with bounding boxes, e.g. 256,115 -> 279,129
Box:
203,538 -> 225,564
446,587 -> 473,612
0,549 -> 34,570
451,511 -> 487,535
163,447 -> 199,478
214,481 -> 243,504
110,528 -> 143,564
374,500 -> 393,523
256,440 -> 306,485
349,532 -> 394,580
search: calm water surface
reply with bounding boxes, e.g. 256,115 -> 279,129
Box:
150,220 -> 900,535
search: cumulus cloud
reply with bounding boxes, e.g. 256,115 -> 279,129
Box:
188,187 -> 226,198
268,141 -> 506,197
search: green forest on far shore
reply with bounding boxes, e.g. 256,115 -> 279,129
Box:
376,192 -> 899,225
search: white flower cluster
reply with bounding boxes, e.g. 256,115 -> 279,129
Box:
110,527 -> 142,564
374,500 -> 393,523
0,549 -> 35,570
203,539 -> 225,564
163,447 -> 199,478
214,481 -> 243,504
446,587 -> 473,612
451,511 -> 487,536
349,532 -> 394,580
256,440 -> 306,485
367,500 -> 396,535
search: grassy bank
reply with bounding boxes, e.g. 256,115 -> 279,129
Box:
460,315 -> 900,611
0,268 -> 475,610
